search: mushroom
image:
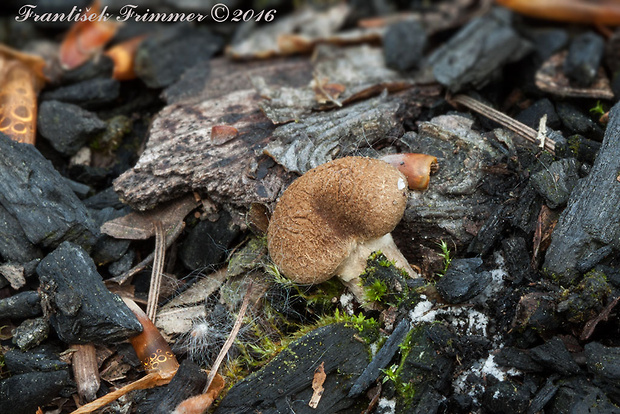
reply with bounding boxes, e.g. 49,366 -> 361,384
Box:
267,155 -> 435,302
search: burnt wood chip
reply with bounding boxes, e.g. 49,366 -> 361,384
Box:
37,241 -> 142,344
0,291 -> 42,319
40,77 -> 120,110
0,203 -> 42,264
135,24 -> 223,89
427,7 -> 531,93
435,258 -> 491,304
529,337 -> 581,376
543,101 -> 620,284
137,360 -> 208,414
563,31 -> 605,87
348,318 -> 411,398
0,133 -> 98,252
214,323 -> 371,414
37,100 -> 107,156
0,370 -> 72,414
4,346 -> 69,375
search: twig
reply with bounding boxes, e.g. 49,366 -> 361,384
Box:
203,280 -> 254,393
146,220 -> 165,321
110,220 -> 185,285
449,94 -> 556,154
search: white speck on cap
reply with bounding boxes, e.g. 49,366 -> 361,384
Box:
397,177 -> 406,191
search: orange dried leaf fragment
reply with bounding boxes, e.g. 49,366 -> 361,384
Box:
380,153 -> 439,190
172,373 -> 225,414
60,1 -> 118,70
0,44 -> 47,145
105,35 -> 146,80
496,0 -> 620,25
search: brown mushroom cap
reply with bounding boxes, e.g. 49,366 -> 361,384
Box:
267,156 -> 408,284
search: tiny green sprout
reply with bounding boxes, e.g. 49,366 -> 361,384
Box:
365,279 -> 388,303
589,100 -> 606,117
381,364 -> 399,384
436,240 -> 452,276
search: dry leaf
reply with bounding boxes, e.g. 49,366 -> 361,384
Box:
101,194 -> 199,240
496,0 -> 620,25
536,51 -> 614,99
60,1 -> 118,70
172,373 -> 225,414
104,35 -> 146,80
531,204 -> 559,268
309,362 -> 326,408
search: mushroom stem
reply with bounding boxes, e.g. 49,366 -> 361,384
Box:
336,233 -> 417,300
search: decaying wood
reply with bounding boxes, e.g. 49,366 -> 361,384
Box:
71,344 -> 100,403
146,221 -> 165,321
114,57 -> 310,212
113,50 -> 441,212
543,101 -> 620,283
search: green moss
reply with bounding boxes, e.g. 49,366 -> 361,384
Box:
360,252 -> 411,307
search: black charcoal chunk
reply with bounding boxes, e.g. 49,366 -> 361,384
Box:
12,317 -> 49,350
38,100 -> 106,156
556,102 -> 604,140
137,360 -> 207,414
4,346 -> 68,374
482,379 -> 535,414
427,8 -> 531,92
135,25 -> 223,88
565,134 -> 601,164
41,77 -> 120,109
563,31 -> 605,86
0,133 -> 98,250
383,20 -> 427,71
528,375 -> 560,414
530,158 -> 579,209
413,387 -> 447,414
0,203 -> 42,263
89,207 -> 131,266
585,342 -> 620,382
550,377 -> 619,414
467,204 -> 511,256
501,236 -> 535,284
37,241 -> 142,344
59,54 -> 114,84
179,210 -> 240,271
515,98 -> 561,130
348,318 -> 411,398
436,258 -> 491,304
544,101 -> 620,283
214,323 -> 372,414
530,337 -> 580,376
495,346 -> 543,372
0,370 -> 72,414
527,28 -> 569,61
0,291 -> 42,319
83,187 -> 126,210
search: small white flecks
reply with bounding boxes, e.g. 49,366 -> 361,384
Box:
397,177 -> 406,191
340,292 -> 355,315
409,298 -> 437,323
378,397 -> 396,414
481,354 -> 506,381
493,389 -> 501,399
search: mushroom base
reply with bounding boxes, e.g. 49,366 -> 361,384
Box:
335,233 -> 418,303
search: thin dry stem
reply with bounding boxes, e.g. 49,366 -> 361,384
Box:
110,220 -> 184,285
147,220 -> 165,321
203,281 -> 253,393
450,94 -> 556,154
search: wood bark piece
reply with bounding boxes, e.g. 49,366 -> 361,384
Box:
256,45 -> 434,124
37,241 -> 142,344
543,101 -> 620,284
114,57 -> 311,212
394,114 -> 505,271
